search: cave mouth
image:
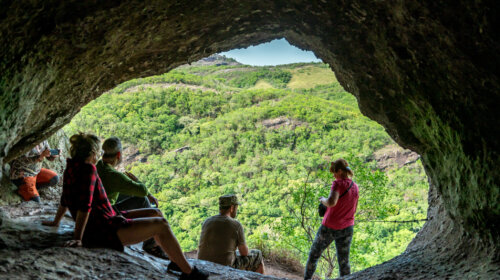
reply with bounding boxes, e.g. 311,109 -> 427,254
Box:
1,2 -> 498,279
62,48 -> 430,277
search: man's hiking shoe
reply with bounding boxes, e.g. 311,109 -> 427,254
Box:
143,239 -> 169,260
167,261 -> 182,272
179,266 -> 209,280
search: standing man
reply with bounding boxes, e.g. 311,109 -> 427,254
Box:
198,194 -> 265,274
96,137 -> 164,258
10,140 -> 60,202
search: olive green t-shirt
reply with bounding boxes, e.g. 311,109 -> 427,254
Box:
197,215 -> 246,266
96,160 -> 149,205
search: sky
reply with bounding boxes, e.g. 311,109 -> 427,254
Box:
219,38 -> 322,66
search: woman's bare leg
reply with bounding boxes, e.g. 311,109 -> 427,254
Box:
116,217 -> 192,274
123,209 -> 164,250
123,208 -> 162,219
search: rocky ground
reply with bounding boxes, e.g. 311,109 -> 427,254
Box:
2,193 -> 498,280
0,203 -> 295,280
1,136 -> 496,279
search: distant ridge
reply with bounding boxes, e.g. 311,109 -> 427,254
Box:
190,54 -> 241,66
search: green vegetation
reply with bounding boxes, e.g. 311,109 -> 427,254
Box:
65,62 -> 428,278
286,64 -> 337,89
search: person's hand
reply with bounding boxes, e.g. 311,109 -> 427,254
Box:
41,149 -> 51,157
38,149 -> 51,161
125,172 -> 138,182
147,194 -> 159,208
47,154 -> 59,161
64,240 -> 83,247
42,220 -> 60,227
319,197 -> 327,204
48,149 -> 61,161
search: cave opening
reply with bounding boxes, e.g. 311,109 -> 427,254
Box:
60,39 -> 430,278
1,2 -> 498,279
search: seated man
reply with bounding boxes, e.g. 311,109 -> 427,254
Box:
97,137 -> 158,210
96,137 -> 163,258
9,140 -> 60,202
198,194 -> 265,274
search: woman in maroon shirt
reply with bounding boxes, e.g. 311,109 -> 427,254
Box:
304,158 -> 359,279
42,133 -> 207,280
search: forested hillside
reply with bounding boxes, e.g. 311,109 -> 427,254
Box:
65,61 -> 428,278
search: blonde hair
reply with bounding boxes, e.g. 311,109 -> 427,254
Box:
69,133 -> 100,161
330,158 -> 354,178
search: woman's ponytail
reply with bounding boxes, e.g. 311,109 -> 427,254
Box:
330,158 -> 353,178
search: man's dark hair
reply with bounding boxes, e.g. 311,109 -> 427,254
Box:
219,205 -> 231,212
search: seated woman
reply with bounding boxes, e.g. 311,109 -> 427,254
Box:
42,133 -> 207,280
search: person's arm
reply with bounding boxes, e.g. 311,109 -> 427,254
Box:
65,210 -> 90,247
38,149 -> 51,161
147,193 -> 159,208
236,222 -> 249,256
42,204 -> 68,227
37,141 -> 51,162
23,148 -> 50,163
111,170 -> 150,197
47,149 -> 61,161
65,165 -> 96,247
320,188 -> 340,208
238,244 -> 249,256
126,171 -> 159,206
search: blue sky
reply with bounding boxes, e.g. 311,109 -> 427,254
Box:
219,38 -> 322,66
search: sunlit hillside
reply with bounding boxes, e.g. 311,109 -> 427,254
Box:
285,64 -> 338,89
65,59 -> 428,278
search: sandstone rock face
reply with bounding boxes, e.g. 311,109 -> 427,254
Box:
0,1 -> 498,279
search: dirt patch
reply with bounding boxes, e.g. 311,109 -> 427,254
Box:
212,68 -> 255,74
124,83 -> 216,93
372,144 -> 420,171
261,117 -> 307,130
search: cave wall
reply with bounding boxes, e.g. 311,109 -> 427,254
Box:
1,1 -> 499,278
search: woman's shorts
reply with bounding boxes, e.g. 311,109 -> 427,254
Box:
82,215 -> 131,251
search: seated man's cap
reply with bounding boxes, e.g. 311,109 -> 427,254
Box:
219,194 -> 240,207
